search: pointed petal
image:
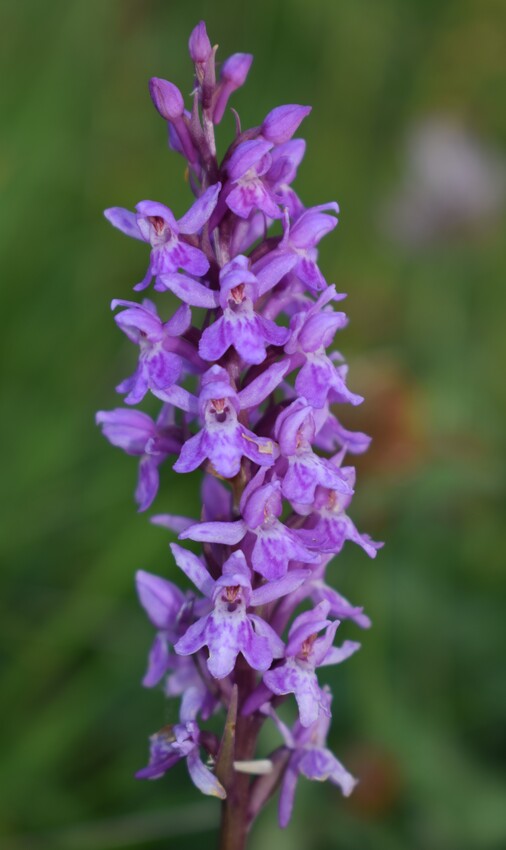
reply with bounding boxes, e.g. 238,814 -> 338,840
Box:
170,543 -> 214,596
158,273 -> 219,308
104,207 -> 144,240
250,569 -> 310,606
175,615 -> 209,655
135,456 -> 160,511
135,569 -> 183,630
186,750 -> 227,798
278,763 -> 299,828
237,360 -> 288,409
319,639 -> 361,667
253,251 -> 298,296
199,317 -> 230,361
180,520 -> 247,544
177,183 -> 222,234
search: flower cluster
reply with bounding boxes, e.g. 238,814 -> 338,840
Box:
97,21 -> 382,837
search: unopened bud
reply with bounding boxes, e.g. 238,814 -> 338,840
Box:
189,20 -> 212,64
213,53 -> 253,124
261,104 -> 312,145
149,78 -> 184,121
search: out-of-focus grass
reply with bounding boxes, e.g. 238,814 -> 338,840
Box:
1,1 -> 505,848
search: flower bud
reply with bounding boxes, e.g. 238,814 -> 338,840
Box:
149,78 -> 184,121
222,52 -> 253,87
188,20 -> 212,64
213,53 -> 253,124
261,104 -> 312,145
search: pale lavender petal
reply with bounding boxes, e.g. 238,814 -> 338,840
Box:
299,749 -> 357,796
173,432 -> 207,473
253,251 -> 298,296
248,614 -> 284,659
143,634 -> 170,687
239,621 -> 273,672
278,762 -> 299,828
170,543 -> 214,597
135,456 -> 160,511
96,408 -> 153,455
186,749 -> 226,798
158,273 -> 219,308
258,316 -> 291,347
177,183 -> 222,234
153,384 -> 198,413
199,317 -> 230,361
239,426 -> 279,468
180,520 -> 247,545
226,180 -> 281,220
250,569 -> 310,606
318,639 -> 361,668
135,569 -> 183,629
151,513 -> 194,534
175,615 -> 209,655
176,242 -> 210,276
237,360 -> 288,409
104,207 -> 144,241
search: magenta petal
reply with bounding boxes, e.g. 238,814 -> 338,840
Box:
254,251 -> 298,296
227,140 -> 273,181
262,104 -> 312,145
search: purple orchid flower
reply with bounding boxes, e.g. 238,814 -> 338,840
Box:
285,285 -> 363,409
95,406 -> 181,510
172,545 -> 309,679
136,720 -> 226,799
180,469 -> 319,581
135,569 -> 211,688
111,298 -> 202,404
159,363 -> 288,478
274,689 -> 357,827
263,601 -> 360,727
270,204 -> 340,291
199,254 -> 294,365
225,140 -> 281,220
104,182 -> 221,290
295,467 -> 383,559
275,400 -> 354,505
264,139 -> 306,218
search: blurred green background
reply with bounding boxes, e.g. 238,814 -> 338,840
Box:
1,1 -> 505,848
